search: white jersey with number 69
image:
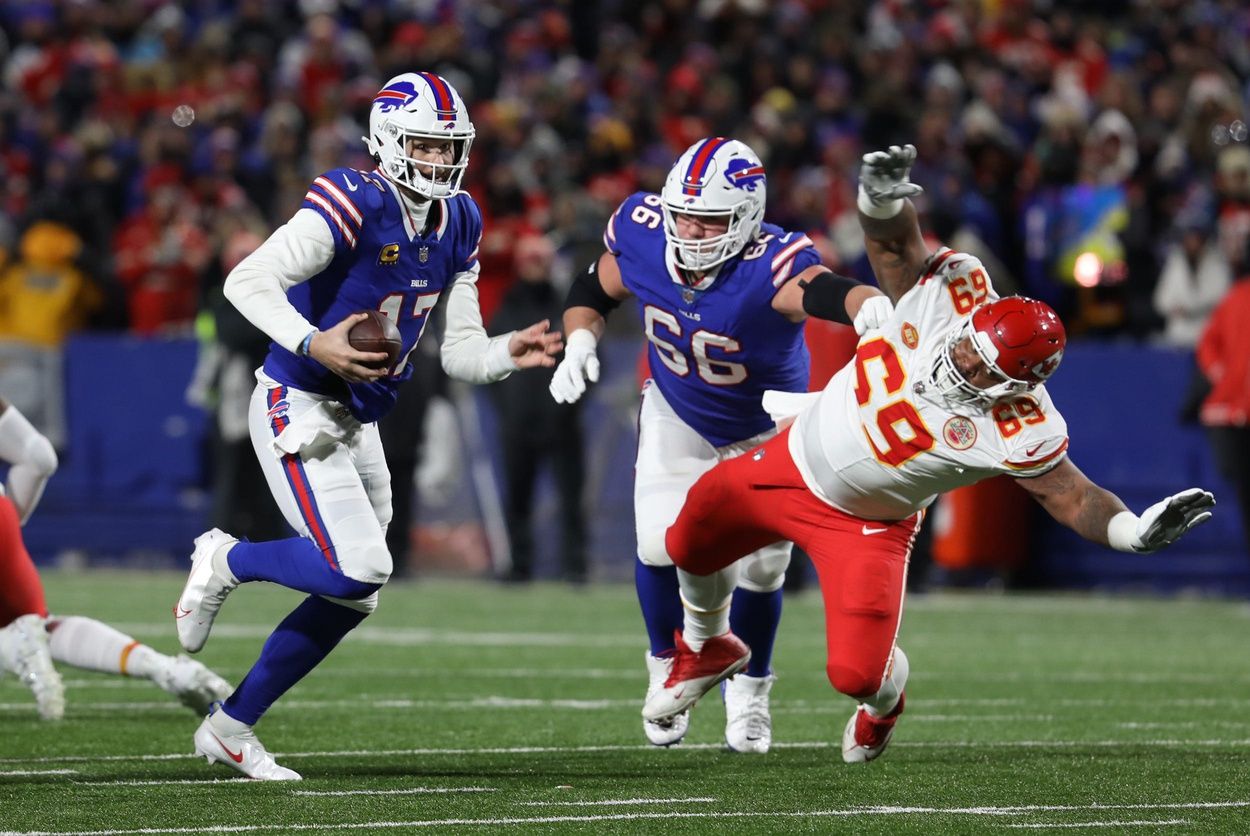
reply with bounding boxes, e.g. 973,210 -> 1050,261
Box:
788,248 -> 1070,521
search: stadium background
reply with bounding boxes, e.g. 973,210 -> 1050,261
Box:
0,0 -> 1246,593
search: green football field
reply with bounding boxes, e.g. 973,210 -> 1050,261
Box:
1,571 -> 1248,834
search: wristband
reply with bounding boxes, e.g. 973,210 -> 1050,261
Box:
857,185 -> 903,220
1106,510 -> 1144,553
298,330 -> 316,357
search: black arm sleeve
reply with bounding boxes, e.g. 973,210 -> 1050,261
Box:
798,270 -> 861,325
564,258 -> 622,317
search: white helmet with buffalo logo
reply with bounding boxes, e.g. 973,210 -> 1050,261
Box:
363,72 -> 475,199
660,137 -> 767,272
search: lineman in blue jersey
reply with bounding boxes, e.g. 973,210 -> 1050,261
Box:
172,72 -> 561,780
550,137 -> 892,752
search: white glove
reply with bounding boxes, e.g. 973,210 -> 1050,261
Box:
853,295 -> 893,336
549,329 -> 600,404
1108,488 -> 1216,553
858,143 -> 924,218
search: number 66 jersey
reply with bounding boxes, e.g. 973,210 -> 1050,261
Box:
788,248 -> 1071,521
606,192 -> 820,447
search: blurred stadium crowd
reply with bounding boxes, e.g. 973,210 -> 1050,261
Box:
1,0 -> 1249,348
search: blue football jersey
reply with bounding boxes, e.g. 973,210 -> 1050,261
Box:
606,192 -> 819,447
263,167 -> 481,423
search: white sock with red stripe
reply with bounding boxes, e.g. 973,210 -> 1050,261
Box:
677,565 -> 738,652
46,616 -> 162,679
862,646 -> 909,718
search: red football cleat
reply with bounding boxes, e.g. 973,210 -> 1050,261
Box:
842,692 -> 905,763
641,630 -> 750,723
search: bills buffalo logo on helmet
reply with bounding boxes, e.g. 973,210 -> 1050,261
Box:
723,158 -> 765,191
373,80 -> 420,112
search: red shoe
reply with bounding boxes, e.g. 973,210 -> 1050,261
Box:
641,630 -> 750,723
841,692 -> 905,763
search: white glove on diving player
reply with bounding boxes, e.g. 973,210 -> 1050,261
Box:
549,329 -> 600,404
853,295 -> 894,336
1107,488 -> 1216,553
858,143 -> 925,218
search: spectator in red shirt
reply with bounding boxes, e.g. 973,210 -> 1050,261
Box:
1196,271 -> 1250,555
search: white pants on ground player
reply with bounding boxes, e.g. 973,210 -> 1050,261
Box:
633,382 -> 790,592
248,370 -> 393,601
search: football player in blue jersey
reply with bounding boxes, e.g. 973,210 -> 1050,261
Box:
550,137 -> 892,752
172,72 -> 562,780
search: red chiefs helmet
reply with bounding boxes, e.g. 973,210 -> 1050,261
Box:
930,296 -> 1067,407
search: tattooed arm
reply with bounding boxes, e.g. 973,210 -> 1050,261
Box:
859,200 -> 933,304
1013,457 -> 1131,547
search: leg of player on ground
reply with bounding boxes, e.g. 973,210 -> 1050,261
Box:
46,616 -> 232,714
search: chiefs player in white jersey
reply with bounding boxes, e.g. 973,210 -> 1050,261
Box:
641,144 -> 1216,764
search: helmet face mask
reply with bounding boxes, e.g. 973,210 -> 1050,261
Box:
929,296 -> 1067,409
661,138 -> 766,272
363,73 -> 475,200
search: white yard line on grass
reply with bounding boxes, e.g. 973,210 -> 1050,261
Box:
0,803 -> 1245,835
4,738 -> 1250,767
73,779 -> 252,787
516,797 -> 715,806
293,788 -> 496,797
1004,821 -> 1189,829
0,770 -> 77,777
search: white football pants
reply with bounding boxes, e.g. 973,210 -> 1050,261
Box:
633,382 -> 790,593
248,371 -> 393,586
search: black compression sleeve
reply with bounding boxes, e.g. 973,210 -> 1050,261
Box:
565,259 -> 622,317
798,270 -> 861,325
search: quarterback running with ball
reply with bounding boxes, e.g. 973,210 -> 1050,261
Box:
643,143 -> 1215,764
173,72 -> 561,780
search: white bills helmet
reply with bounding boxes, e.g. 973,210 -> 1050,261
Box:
660,137 -> 766,272
363,72 -> 475,199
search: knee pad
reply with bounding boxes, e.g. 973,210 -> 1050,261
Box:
322,590 -> 379,614
826,663 -> 880,700
338,538 -> 393,586
737,544 -> 791,593
25,435 -> 58,477
636,526 -> 674,568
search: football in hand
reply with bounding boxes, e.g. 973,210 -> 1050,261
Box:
348,310 -> 402,368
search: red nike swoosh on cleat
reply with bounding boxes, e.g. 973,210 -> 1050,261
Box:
174,605 -> 193,619
672,689 -> 685,700
211,733 -> 244,763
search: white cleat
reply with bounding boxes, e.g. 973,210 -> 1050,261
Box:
642,630 -> 751,723
193,712 -> 302,781
153,654 -> 233,715
0,614 -> 65,721
723,672 -> 774,754
643,652 -> 689,746
174,528 -> 239,654
841,692 -> 905,764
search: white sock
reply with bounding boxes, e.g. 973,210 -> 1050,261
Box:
677,566 -> 738,651
46,616 -> 164,679
210,704 -> 253,734
863,646 -> 909,718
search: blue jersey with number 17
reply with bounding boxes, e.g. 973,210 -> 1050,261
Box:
606,192 -> 820,447
262,167 -> 482,424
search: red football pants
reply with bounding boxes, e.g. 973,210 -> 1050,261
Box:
666,427 -> 922,699
0,494 -> 47,625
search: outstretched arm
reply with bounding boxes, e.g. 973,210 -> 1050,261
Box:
857,144 -> 933,303
1015,458 -> 1214,553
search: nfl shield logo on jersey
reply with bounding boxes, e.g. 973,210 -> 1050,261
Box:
942,416 -> 977,450
682,288 -> 695,304
419,246 -> 429,263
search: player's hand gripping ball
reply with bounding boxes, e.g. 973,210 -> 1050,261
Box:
348,311 -> 402,368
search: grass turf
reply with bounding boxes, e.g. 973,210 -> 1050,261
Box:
1,571 -> 1248,834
